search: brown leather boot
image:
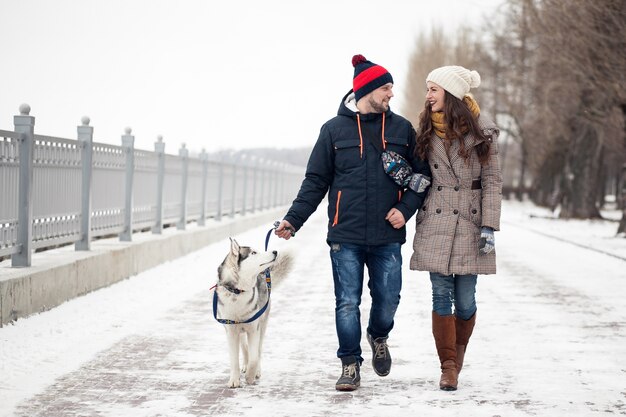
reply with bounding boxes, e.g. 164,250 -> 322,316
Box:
455,313 -> 476,374
432,312 -> 458,391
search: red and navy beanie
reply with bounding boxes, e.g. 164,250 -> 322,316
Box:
352,54 -> 394,102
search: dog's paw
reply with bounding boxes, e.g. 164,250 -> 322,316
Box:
227,378 -> 241,388
245,364 -> 261,384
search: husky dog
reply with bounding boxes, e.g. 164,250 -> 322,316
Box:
215,237 -> 293,388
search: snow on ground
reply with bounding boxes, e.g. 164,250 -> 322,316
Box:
0,200 -> 625,416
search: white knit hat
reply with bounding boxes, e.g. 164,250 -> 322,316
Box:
426,66 -> 481,99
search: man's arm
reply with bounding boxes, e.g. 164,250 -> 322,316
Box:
277,125 -> 334,239
393,127 -> 431,222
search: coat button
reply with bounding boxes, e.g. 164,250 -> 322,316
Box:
434,163 -> 439,169
453,209 -> 459,214
437,186 -> 442,191
472,209 -> 477,214
436,208 -> 441,214
454,186 -> 459,191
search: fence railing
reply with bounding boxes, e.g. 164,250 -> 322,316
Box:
0,104 -> 304,267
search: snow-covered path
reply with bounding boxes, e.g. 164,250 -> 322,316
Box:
1,201 -> 625,416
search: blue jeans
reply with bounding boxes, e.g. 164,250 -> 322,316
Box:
430,272 -> 477,320
329,242 -> 402,364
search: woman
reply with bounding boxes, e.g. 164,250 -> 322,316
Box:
410,66 -> 502,391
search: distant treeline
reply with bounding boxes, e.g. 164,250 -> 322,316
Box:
210,147 -> 312,168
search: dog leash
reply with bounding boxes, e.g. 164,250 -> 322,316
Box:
212,222 -> 280,325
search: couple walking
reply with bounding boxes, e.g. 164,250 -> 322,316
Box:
275,54 -> 502,391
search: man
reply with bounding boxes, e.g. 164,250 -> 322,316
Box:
275,54 -> 430,391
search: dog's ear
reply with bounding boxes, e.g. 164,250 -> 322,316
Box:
229,237 -> 240,257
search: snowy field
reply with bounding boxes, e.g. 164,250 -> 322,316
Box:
1,200 -> 625,417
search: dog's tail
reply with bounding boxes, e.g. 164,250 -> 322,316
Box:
268,250 -> 294,288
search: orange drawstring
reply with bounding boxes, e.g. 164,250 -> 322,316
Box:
382,112 -> 386,150
356,114 -> 364,158
357,112 -> 387,157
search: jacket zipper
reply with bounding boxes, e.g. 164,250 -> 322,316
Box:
332,190 -> 342,227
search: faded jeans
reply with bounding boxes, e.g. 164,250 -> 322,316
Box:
430,272 -> 477,320
329,242 -> 402,365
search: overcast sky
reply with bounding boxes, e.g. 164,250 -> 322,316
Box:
1,0 -> 503,154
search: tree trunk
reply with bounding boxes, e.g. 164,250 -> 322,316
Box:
515,145 -> 528,201
618,164 -> 626,235
618,214 -> 626,235
558,119 -> 603,219
617,105 -> 626,236
530,143 -> 566,210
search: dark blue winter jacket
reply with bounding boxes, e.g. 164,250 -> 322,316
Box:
284,90 -> 431,245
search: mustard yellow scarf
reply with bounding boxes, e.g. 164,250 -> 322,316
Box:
431,96 -> 481,139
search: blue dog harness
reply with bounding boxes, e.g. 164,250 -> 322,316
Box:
212,225 -> 277,325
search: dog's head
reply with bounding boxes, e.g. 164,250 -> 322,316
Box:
217,238 -> 278,290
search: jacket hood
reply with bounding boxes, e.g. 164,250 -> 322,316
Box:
337,89 -> 391,121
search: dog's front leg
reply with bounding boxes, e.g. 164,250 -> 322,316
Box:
255,314 -> 270,380
241,332 -> 249,373
226,328 -> 241,388
245,326 -> 262,385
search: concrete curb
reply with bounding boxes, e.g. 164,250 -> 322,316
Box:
0,208 -> 286,326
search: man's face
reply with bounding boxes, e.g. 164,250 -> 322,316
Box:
367,83 -> 394,113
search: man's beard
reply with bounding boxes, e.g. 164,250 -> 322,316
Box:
369,98 -> 389,113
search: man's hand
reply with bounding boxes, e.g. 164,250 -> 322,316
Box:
275,220 -> 296,240
385,208 -> 406,229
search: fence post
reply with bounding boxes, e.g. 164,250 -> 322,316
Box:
230,154 -> 237,218
258,158 -> 265,211
273,162 -> 280,208
75,116 -> 93,250
267,161 -> 276,209
265,161 -> 273,210
177,143 -> 189,230
250,156 -> 257,214
12,104 -> 35,267
120,128 -> 134,242
216,154 -> 224,221
241,154 -> 248,216
199,148 -> 208,226
276,162 -> 285,207
152,135 -> 165,234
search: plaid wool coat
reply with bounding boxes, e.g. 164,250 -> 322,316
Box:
410,115 -> 502,275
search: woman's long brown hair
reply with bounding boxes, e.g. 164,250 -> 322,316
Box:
414,90 -> 491,165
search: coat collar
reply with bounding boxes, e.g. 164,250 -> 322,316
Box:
431,114 -> 498,169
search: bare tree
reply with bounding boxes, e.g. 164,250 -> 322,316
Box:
527,0 -> 626,220
485,0 -> 538,200
403,0 -> 626,230
403,28 -> 454,126
403,27 -> 485,126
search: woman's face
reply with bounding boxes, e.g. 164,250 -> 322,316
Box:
426,81 -> 445,112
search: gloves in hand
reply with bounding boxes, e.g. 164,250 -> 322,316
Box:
479,226 -> 495,255
381,150 -> 431,194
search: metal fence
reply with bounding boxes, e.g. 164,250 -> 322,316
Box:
0,104 -> 304,267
